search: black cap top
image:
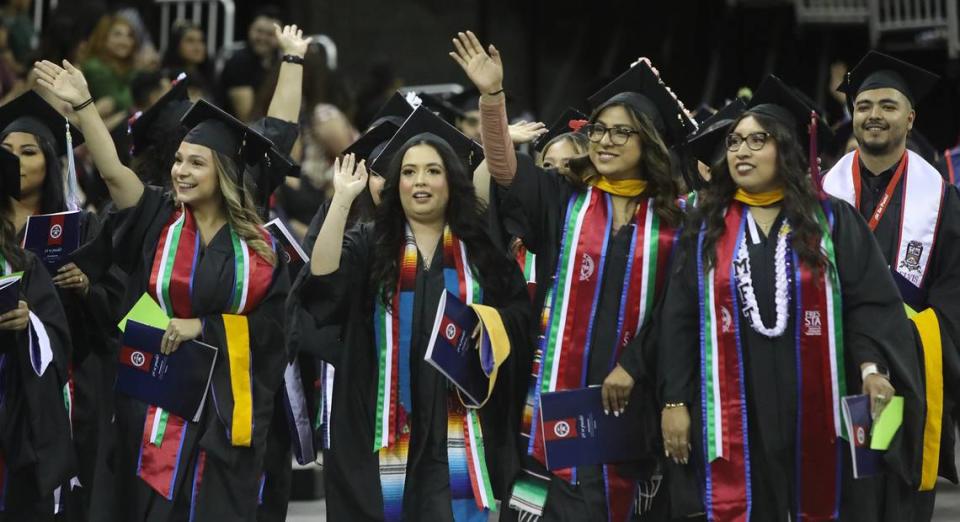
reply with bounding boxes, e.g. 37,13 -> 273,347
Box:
370,106 -> 484,176
370,92 -> 416,128
745,75 -> 832,147
839,51 -> 940,111
342,120 -> 400,172
533,107 -> 588,153
586,61 -> 697,148
128,73 -> 191,157
180,99 -> 275,167
692,104 -> 718,126
417,92 -> 463,124
0,147 -> 19,200
687,99 -> 746,164
0,90 -> 84,155
448,88 -> 481,114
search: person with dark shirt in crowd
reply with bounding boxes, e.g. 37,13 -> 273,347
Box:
220,6 -> 282,122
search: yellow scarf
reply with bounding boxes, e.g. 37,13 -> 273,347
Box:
588,176 -> 647,197
733,188 -> 784,207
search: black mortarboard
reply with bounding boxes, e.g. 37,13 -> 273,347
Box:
370,106 -> 484,176
839,51 -> 940,111
745,75 -> 832,147
0,147 -> 19,200
343,120 -> 400,171
370,92 -> 416,128
128,72 -> 191,157
533,107 -> 588,153
586,61 -> 697,148
180,99 -> 275,167
448,88 -> 481,115
687,99 -> 746,164
417,92 -> 463,124
0,90 -> 84,155
692,104 -> 718,126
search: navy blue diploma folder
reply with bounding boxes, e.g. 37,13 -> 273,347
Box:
116,320 -> 218,422
538,386 -> 642,470
22,210 -> 81,273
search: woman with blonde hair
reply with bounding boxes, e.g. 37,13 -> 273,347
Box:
35,56 -> 291,520
80,14 -> 140,120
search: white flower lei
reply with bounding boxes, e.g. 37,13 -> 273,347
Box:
734,220 -> 791,338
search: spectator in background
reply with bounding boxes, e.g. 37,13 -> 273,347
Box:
2,0 -> 35,67
353,58 -> 402,130
0,25 -> 22,101
161,20 -> 217,101
80,13 -> 141,125
220,5 -> 281,122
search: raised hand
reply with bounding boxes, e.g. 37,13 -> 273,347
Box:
33,60 -> 92,107
275,23 -> 312,58
508,120 -> 548,145
332,153 -> 369,202
449,31 -> 503,95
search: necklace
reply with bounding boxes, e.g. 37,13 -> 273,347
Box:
734,219 -> 791,337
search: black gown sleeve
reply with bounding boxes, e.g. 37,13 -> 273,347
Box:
498,153 -> 571,255
250,116 -> 300,156
0,253 -> 75,506
656,236 -> 701,407
831,198 -> 924,487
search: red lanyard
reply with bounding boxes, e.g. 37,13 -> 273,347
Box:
852,149 -> 909,231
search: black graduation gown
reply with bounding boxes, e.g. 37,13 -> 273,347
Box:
298,222 -> 530,521
84,186 -> 290,521
495,155 -> 666,521
658,199 -> 925,521
0,251 -> 74,521
19,210 -> 127,521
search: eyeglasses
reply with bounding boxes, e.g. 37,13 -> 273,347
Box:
584,124 -> 640,146
725,132 -> 770,152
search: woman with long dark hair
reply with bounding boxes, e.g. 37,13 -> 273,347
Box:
36,58 -> 290,521
0,90 -> 127,518
452,32 -> 693,521
160,20 -> 217,101
301,108 -> 530,520
659,76 -> 924,520
0,147 -> 74,521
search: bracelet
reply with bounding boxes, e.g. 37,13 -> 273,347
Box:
72,97 -> 94,112
487,88 -> 504,96
663,402 -> 686,410
282,54 -> 305,65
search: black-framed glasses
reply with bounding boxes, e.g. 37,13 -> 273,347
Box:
726,132 -> 770,152
584,124 -> 640,146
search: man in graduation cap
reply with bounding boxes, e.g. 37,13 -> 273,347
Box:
823,51 -> 960,518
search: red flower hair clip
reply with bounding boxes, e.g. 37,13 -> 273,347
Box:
568,119 -> 588,132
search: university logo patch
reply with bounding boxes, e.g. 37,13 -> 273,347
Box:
899,240 -> 923,273
49,224 -> 62,239
579,253 -> 595,282
804,311 -> 822,336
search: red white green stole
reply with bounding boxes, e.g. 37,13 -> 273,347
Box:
138,205 -> 274,499
512,188 -> 677,522
698,201 -> 845,521
374,224 -> 493,521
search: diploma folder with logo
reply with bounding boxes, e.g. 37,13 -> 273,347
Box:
116,319 -> 218,422
424,290 -> 510,408
538,386 -> 642,471
22,210 -> 81,273
265,218 -> 308,277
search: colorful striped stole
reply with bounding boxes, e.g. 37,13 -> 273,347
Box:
138,205 -> 274,499
374,224 -> 494,521
698,201 -> 845,521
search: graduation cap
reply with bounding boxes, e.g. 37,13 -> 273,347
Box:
692,104 -> 718,126
128,72 -> 192,157
417,92 -> 463,125
0,90 -> 84,154
370,92 -> 416,129
370,106 -> 484,176
745,75 -> 832,147
687,99 -> 746,165
0,147 -> 19,200
342,120 -> 400,172
533,107 -> 589,153
839,51 -> 940,112
180,99 -> 281,208
448,88 -> 481,115
586,61 -> 697,148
